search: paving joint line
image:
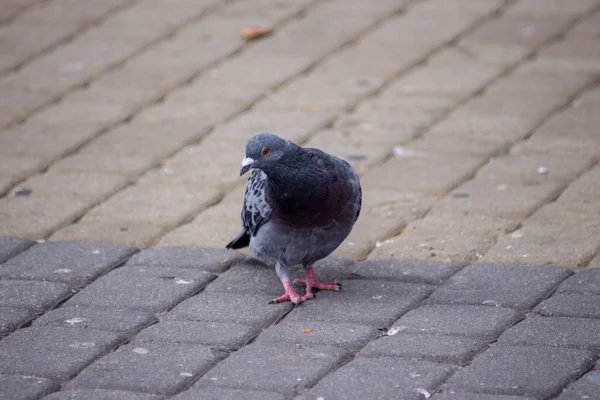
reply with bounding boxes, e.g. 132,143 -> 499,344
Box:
0,0 -> 46,28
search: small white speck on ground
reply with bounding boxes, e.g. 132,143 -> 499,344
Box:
132,347 -> 149,354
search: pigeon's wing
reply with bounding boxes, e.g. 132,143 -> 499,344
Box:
226,170 -> 272,249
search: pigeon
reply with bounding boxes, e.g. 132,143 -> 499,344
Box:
226,133 -> 362,304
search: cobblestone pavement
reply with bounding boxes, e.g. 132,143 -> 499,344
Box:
0,238 -> 599,399
0,0 -> 599,267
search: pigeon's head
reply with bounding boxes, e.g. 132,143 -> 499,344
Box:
240,133 -> 299,175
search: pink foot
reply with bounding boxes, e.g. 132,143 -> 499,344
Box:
294,266 -> 341,293
269,280 -> 310,305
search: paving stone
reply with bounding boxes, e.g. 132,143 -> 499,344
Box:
132,320 -> 256,350
66,343 -> 220,395
535,107 -> 600,139
285,281 -> 433,327
309,357 -> 455,400
196,343 -> 348,395
428,113 -> 537,141
443,345 -> 596,398
126,246 -> 244,273
0,307 -> 35,337
157,218 -> 242,248
534,294 -> 600,319
485,67 -> 593,96
556,370 -> 600,400
404,214 -> 520,239
427,263 -> 571,309
173,388 -> 286,400
65,266 -> 215,313
498,316 -> 600,352
370,232 -> 495,265
0,197 -> 91,240
0,241 -> 136,289
13,172 -> 129,202
32,307 -> 157,336
360,333 -> 487,366
0,176 -> 14,196
404,136 -> 510,158
0,374 -> 59,400
0,327 -> 124,380
505,0 -> 598,16
0,280 -> 72,312
51,153 -> 158,177
432,393 -> 535,400
255,321 -> 379,351
430,179 -> 564,220
49,221 -> 167,248
346,259 -> 461,284
0,236 -> 33,263
166,293 -> 292,328
459,92 -> 567,121
556,269 -> 600,295
393,305 -> 524,341
42,389 -> 162,400
511,135 -> 600,157
361,189 -> 437,221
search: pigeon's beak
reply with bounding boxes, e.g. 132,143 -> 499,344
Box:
240,157 -> 255,176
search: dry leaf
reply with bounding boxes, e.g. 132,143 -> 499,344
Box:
241,27 -> 271,41
302,328 -> 313,333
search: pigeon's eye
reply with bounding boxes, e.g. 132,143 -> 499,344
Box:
261,147 -> 271,156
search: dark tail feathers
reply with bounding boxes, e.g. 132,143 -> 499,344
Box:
226,230 -> 250,249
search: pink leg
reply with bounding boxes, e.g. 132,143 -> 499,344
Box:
294,266 -> 341,299
270,279 -> 305,305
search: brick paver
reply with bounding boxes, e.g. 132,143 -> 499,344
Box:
1,0 -> 600,398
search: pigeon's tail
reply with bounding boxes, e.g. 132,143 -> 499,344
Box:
226,230 -> 250,249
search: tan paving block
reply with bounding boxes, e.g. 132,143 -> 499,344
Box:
370,232 -> 494,264
0,89 -> 54,124
20,0 -> 128,25
409,0 -> 504,17
405,214 -> 519,238
511,136 -> 600,157
525,203 -> 600,230
534,38 -> 600,73
368,94 -> 457,115
332,115 -> 419,145
458,92 -> 567,120
51,153 -> 158,177
167,78 -> 261,106
534,107 -> 600,139
485,67 -> 594,95
353,104 -> 443,130
0,155 -> 47,182
430,178 -> 564,220
0,18 -> 78,57
50,221 -> 167,248
569,11 -> 600,39
158,218 -> 240,248
0,176 -> 15,196
387,64 -> 502,97
1,61 -> 89,94
427,113 -> 537,141
505,0 -> 598,16
559,165 -> 600,202
80,123 -> 209,160
164,142 -> 242,170
0,124 -> 100,161
314,0 -> 408,17
403,136 -> 510,158
361,154 -> 485,195
12,172 -> 129,202
82,183 -> 222,228
334,212 -> 406,260
254,89 -> 353,116
135,101 -> 246,126
65,85 -> 164,108
462,14 -> 572,48
27,101 -> 136,128
92,64 -> 189,92
362,190 -> 437,221
432,43 -> 530,67
139,162 -> 246,191
204,111 -> 332,145
480,221 -> 600,268
220,184 -> 248,205
476,154 -> 595,184
213,0 -> 314,20
588,253 -> 600,268
0,197 -> 90,240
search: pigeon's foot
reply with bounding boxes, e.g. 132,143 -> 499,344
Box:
269,279 -> 309,305
294,266 -> 342,292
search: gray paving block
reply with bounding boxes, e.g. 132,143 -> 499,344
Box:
166,293 -> 292,328
32,307 -> 157,336
304,255 -> 356,282
0,327 -> 124,380
203,259 -> 288,296
65,266 -> 215,313
66,343 -> 221,395
393,305 -> 524,340
173,388 -> 287,400
255,321 -> 379,351
557,269 -> 600,295
132,320 -> 257,350
0,307 -> 35,337
196,343 -> 348,395
126,246 -> 245,273
0,374 -> 59,400
432,393 -> 535,400
309,357 -> 455,400
444,345 -> 596,398
427,263 -> 571,309
41,389 -> 162,400
556,370 -> 600,400
0,236 -> 34,264
285,280 -> 433,326
498,316 -> 600,352
0,241 -> 137,289
359,333 -> 487,365
349,259 -> 461,284
0,280 -> 72,312
535,293 -> 600,318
